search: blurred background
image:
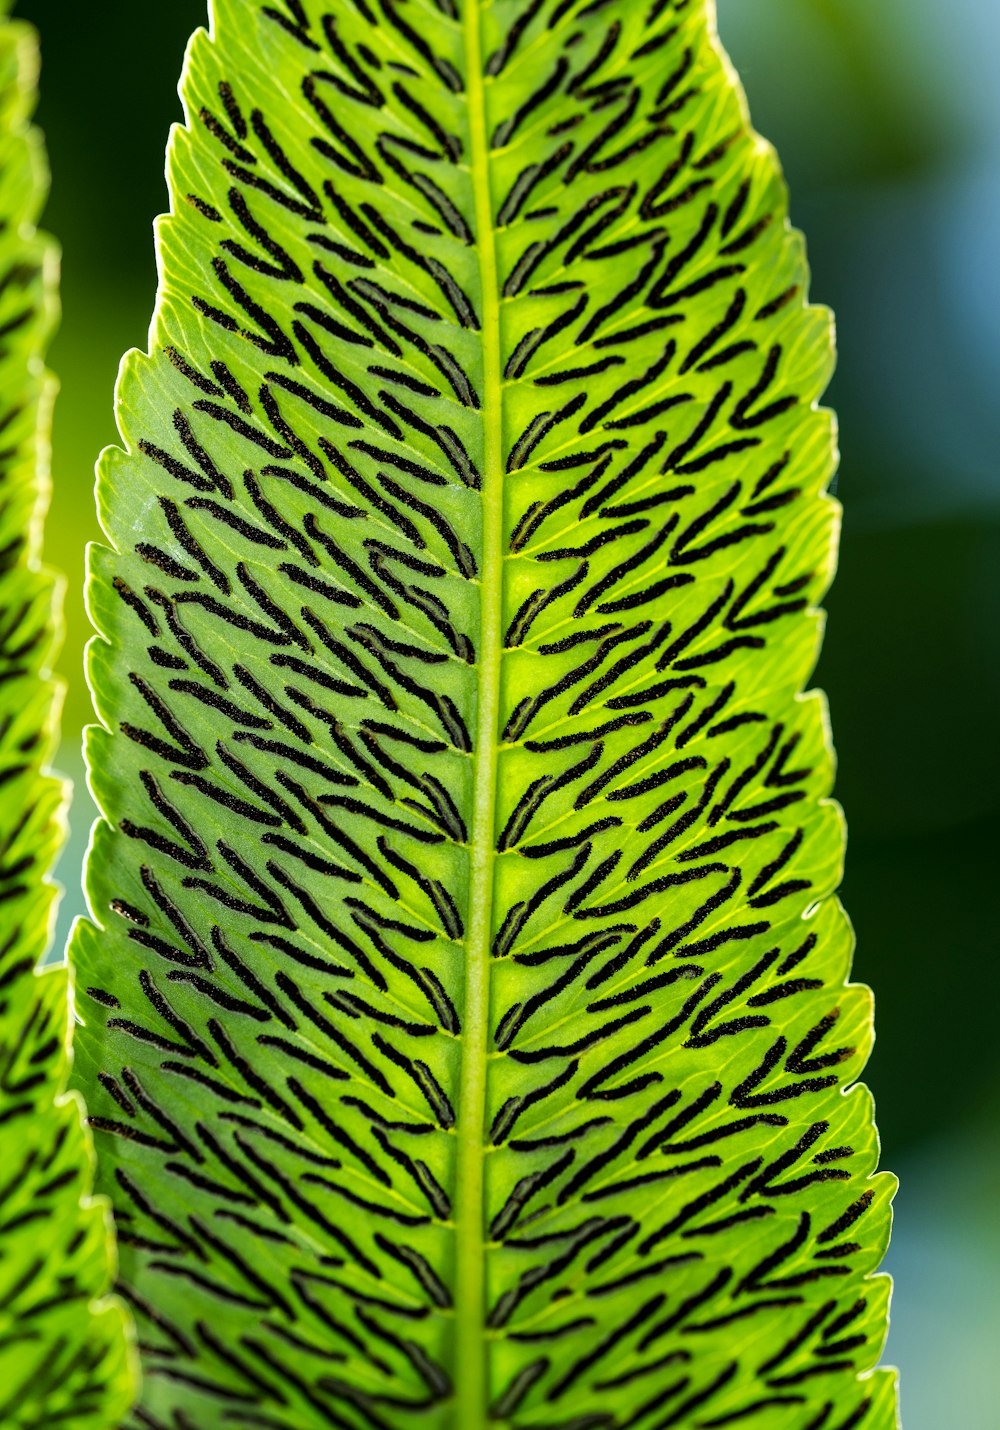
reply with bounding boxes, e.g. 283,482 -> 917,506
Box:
16,0 -> 999,1423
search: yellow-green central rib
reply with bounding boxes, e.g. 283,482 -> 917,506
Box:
456,0 -> 503,1423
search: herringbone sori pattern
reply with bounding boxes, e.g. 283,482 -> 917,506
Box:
74,2 -> 898,1426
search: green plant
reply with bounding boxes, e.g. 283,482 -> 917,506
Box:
69,0 -> 898,1425
0,5 -> 132,1424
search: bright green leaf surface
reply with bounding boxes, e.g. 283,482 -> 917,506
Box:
0,5 -> 133,1425
74,1 -> 898,1425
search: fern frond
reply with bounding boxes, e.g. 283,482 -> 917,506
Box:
0,7 -> 134,1425
74,1 -> 898,1425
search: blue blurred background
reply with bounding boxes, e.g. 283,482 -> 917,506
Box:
18,1 -> 999,1423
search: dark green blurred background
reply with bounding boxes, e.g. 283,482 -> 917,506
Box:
18,1 -> 999,1422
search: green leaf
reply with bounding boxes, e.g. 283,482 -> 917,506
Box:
73,0 -> 899,1425
0,7 -> 134,1426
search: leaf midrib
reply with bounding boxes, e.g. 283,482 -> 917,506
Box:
455,1 -> 503,1425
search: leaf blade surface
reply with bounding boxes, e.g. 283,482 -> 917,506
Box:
75,1 -> 898,1425
0,6 -> 134,1424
